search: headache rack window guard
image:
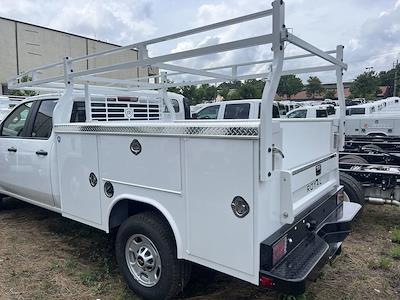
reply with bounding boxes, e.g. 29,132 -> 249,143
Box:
7,0 -> 347,185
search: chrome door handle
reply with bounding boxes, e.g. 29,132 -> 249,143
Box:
7,147 -> 17,152
273,147 -> 285,159
36,150 -> 48,156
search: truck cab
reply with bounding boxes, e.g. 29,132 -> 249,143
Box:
285,105 -> 333,119
192,99 -> 280,120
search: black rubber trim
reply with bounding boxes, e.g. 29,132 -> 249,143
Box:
259,189 -> 361,296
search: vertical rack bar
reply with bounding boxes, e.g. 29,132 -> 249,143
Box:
160,72 -> 175,121
336,45 -> 345,151
84,83 -> 92,122
259,0 -> 285,181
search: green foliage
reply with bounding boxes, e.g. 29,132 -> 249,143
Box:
392,229 -> 400,244
350,71 -> 381,100
324,89 -> 336,99
368,257 -> 392,270
389,246 -> 400,260
167,79 -> 266,105
306,76 -> 324,99
379,64 -> 399,96
9,75 -> 38,97
277,75 -> 304,99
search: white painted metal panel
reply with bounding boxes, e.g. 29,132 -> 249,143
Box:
279,120 -> 333,169
16,138 -> 55,206
185,138 -> 255,275
98,135 -> 181,193
57,134 -> 102,225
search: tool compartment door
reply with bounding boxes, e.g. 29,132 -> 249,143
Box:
185,138 -> 255,275
56,133 -> 102,226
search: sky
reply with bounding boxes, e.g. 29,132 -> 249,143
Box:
1,0 -> 399,83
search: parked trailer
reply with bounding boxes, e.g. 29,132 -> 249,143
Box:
3,2 -> 360,299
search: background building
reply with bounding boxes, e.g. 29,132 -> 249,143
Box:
0,17 -> 158,95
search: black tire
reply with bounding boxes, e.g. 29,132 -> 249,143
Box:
0,195 -> 4,211
115,211 -> 188,300
339,172 -> 365,205
339,154 -> 368,164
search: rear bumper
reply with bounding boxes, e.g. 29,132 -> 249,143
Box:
259,187 -> 361,295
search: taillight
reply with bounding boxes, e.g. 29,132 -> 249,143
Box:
272,235 -> 287,266
260,276 -> 274,287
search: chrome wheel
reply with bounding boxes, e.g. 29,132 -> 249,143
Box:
125,234 -> 162,287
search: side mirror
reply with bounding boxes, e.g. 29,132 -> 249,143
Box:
192,113 -> 198,119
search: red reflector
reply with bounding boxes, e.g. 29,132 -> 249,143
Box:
260,276 -> 274,287
272,235 -> 287,265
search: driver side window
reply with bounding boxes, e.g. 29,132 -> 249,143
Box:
0,102 -> 33,137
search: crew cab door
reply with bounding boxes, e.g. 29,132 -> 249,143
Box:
0,101 -> 34,195
0,99 -> 57,206
19,99 -> 57,206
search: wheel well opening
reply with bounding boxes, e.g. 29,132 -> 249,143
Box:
109,200 -> 174,239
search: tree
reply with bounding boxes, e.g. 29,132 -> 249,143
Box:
324,89 -> 336,99
238,84 -> 256,99
277,75 -> 304,99
306,76 -> 324,99
350,71 -> 381,100
379,64 -> 400,96
9,75 -> 37,97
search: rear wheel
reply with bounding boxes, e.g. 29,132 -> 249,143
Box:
339,172 -> 365,205
115,211 -> 189,300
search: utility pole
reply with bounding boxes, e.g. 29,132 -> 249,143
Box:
394,60 -> 398,97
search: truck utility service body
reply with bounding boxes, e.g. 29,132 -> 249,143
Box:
3,2 -> 360,298
345,98 -> 400,137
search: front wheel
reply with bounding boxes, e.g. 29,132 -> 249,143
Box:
115,212 -> 189,300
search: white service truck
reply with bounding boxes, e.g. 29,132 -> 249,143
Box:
345,98 -> 400,137
2,2 -> 360,299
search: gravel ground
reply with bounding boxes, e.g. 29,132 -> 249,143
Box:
0,198 -> 399,300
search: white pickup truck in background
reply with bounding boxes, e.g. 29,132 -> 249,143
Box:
192,99 -> 280,119
1,2 -> 361,299
0,96 -> 23,122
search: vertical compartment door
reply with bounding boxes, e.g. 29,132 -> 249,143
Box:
57,134 -> 102,226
